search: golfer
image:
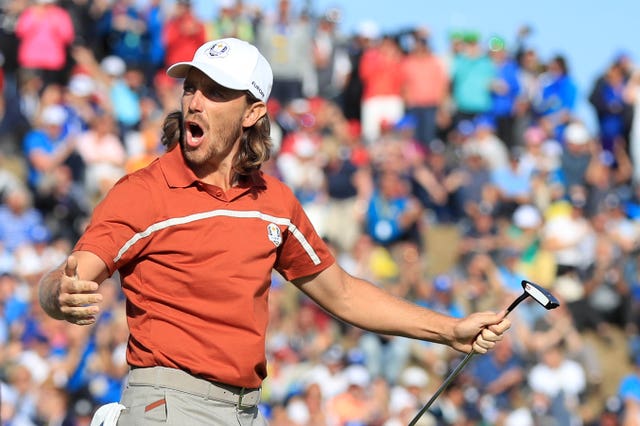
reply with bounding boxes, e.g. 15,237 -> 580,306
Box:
38,38 -> 510,425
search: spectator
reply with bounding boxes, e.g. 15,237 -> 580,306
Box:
207,0 -> 256,42
589,59 -> 630,156
582,235 -> 631,332
463,116 -> 510,172
488,36 -> 521,148
13,225 -> 65,286
3,362 -> 39,424
74,110 -> 126,201
339,20 -> 378,123
359,35 -> 404,144
457,203 -> 501,264
142,0 -> 165,81
311,9 -> 349,101
15,0 -> 75,87
448,136 -> 493,218
584,140 -> 633,217
326,364 -> 381,425
450,31 -> 496,125
513,46 -> 543,147
400,31 -> 449,148
504,204 -> 556,288
162,0 -> 207,70
560,121 -> 595,191
467,334 -> 526,423
491,147 -> 533,219
421,274 -> 465,319
624,68 -> 640,183
528,339 -> 587,425
364,169 -> 423,250
63,73 -> 100,137
321,123 -> 371,254
33,165 -> 90,243
619,356 -> 640,426
534,54 -> 578,143
387,365 -> 431,423
22,104 -> 81,196
256,0 -> 314,105
0,186 -> 47,253
97,0 -> 148,69
541,186 -> 596,277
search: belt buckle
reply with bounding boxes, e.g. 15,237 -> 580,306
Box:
237,387 -> 260,409
237,387 -> 250,409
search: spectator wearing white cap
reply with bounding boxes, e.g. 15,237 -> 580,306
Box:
22,104 -> 79,194
388,365 -> 430,422
64,73 -> 100,136
326,364 -> 382,425
560,121 -> 594,191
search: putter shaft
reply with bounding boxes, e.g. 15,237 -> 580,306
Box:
407,350 -> 475,426
409,280 -> 557,425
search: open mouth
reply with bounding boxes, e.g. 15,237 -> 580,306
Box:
185,120 -> 204,147
187,121 -> 204,138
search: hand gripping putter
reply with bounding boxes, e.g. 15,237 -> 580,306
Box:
408,279 -> 559,426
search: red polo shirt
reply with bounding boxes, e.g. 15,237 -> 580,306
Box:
75,146 -> 334,388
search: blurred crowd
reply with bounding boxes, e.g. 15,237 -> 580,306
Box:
1,0 -> 640,425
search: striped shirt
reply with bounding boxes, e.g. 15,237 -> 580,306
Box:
75,146 -> 334,388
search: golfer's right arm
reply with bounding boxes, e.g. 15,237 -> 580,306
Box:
39,250 -> 109,325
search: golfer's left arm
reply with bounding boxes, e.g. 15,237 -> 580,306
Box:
293,263 -> 510,354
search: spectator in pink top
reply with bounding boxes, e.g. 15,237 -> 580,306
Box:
15,0 -> 74,87
400,30 -> 449,147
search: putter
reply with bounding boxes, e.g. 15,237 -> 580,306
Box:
408,279 -> 559,426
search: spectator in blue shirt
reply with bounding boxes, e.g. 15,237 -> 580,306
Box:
22,104 -> 80,194
534,54 -> 578,142
467,334 -> 526,417
488,36 -> 521,148
0,186 -> 47,253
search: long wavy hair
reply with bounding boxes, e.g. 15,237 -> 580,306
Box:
161,93 -> 272,176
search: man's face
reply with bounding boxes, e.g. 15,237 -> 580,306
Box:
180,68 -> 248,172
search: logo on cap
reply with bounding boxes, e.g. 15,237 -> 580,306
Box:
251,81 -> 264,98
207,42 -> 230,58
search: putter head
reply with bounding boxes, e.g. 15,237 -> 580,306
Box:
521,280 -> 560,309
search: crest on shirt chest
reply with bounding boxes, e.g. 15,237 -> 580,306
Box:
267,223 -> 282,247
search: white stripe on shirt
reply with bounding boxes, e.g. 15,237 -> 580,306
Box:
112,209 -> 321,265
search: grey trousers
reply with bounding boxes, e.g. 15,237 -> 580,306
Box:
116,368 -> 268,426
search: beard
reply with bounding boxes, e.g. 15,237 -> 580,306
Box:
182,117 -> 244,176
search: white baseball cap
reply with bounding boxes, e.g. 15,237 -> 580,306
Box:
41,105 -> 67,126
167,38 -> 273,103
100,55 -> 126,77
563,122 -> 590,145
68,74 -> 95,97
